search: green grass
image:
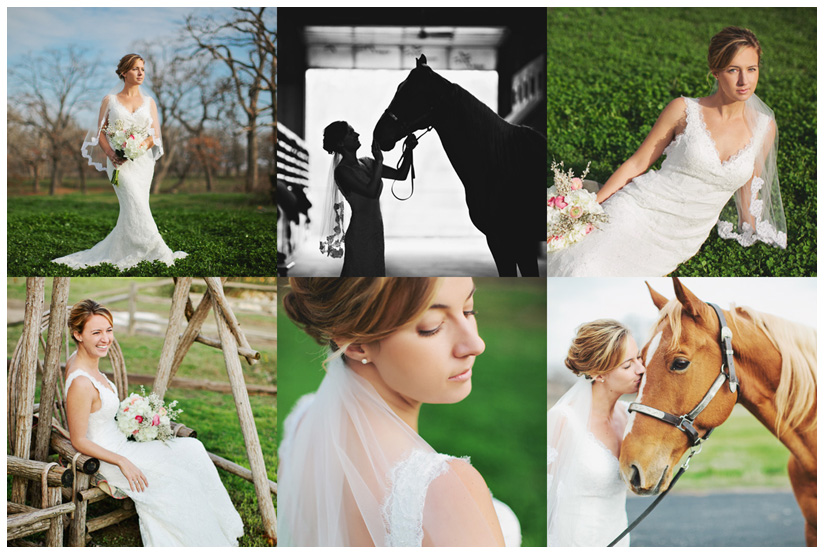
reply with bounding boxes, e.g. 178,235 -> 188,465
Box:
7,192 -> 276,277
7,280 -> 277,546
277,278 -> 547,546
547,7 -> 816,276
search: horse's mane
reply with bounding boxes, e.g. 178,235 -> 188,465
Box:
730,305 -> 817,435
651,299 -> 817,435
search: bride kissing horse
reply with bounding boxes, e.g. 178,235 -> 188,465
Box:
620,277 -> 816,546
373,54 -> 545,277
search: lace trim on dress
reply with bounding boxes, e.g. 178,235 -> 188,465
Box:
716,176 -> 788,248
381,449 -> 457,547
687,97 -> 758,167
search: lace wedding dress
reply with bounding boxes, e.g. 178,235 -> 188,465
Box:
548,96 -> 785,277
277,357 -> 521,546
65,370 -> 243,546
548,379 -> 629,546
52,94 -> 186,270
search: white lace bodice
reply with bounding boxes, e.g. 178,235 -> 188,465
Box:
65,370 -> 127,452
548,96 -> 779,276
107,94 -> 154,136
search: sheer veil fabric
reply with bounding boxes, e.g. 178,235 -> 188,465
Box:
277,356 -> 509,547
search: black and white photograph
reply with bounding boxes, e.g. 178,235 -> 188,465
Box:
277,8 -> 546,277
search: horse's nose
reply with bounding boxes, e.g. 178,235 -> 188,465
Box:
629,464 -> 642,490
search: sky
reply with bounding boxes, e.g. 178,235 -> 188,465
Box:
548,277 -> 817,383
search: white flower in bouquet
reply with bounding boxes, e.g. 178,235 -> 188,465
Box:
104,118 -> 150,186
547,161 -> 609,252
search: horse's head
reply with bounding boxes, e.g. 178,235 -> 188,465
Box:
373,54 -> 449,151
619,277 -> 739,495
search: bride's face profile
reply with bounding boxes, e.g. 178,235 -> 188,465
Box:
714,46 -> 759,103
600,335 -> 645,395
357,277 -> 485,405
341,125 -> 361,153
75,314 -> 114,360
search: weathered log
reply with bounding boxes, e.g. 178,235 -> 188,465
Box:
67,472 -> 91,546
34,277 -> 71,467
108,339 -> 128,402
169,286 -> 215,382
7,518 -> 52,541
86,500 -> 136,533
171,422 -> 198,438
211,290 -> 277,542
7,456 -> 72,488
205,277 -> 257,365
50,432 -> 99,475
153,277 -> 192,398
195,333 -> 261,360
7,501 -> 76,536
115,372 -> 274,396
45,481 -> 64,546
12,277 -> 46,504
208,451 -> 277,495
8,501 -> 37,514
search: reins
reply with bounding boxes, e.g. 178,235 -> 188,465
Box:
607,302 -> 740,546
389,126 -> 434,201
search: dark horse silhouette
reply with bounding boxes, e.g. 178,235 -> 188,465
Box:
373,55 -> 545,277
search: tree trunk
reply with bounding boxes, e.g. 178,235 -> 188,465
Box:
246,113 -> 258,193
77,159 -> 87,194
49,157 -> 60,196
32,163 -> 40,194
204,161 -> 214,192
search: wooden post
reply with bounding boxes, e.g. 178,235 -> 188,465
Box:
11,277 -> 45,505
168,287 -> 215,382
128,281 -> 137,336
67,472 -> 91,547
109,340 -> 128,401
34,277 -> 70,465
210,291 -> 277,543
45,482 -> 64,546
152,277 -> 192,399
204,277 -> 257,365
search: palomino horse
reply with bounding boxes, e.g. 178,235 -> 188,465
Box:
373,55 -> 545,277
620,277 -> 817,546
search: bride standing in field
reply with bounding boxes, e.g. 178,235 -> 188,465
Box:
52,53 -> 186,270
548,27 -> 786,277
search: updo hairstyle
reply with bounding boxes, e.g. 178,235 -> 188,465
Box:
69,299 -> 114,344
322,121 -> 349,155
283,278 -> 442,357
708,26 -> 761,74
116,53 -> 144,81
564,319 -> 630,380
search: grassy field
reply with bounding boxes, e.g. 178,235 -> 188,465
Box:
547,7 -> 816,276
277,278 -> 547,546
7,191 -> 276,277
6,279 -> 277,546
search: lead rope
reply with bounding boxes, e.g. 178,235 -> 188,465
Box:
41,462 -> 58,508
607,444 -> 703,546
70,451 -> 82,518
391,127 -> 433,201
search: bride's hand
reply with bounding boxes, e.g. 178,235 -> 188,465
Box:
118,457 -> 149,492
403,133 -> 418,151
371,141 -> 384,164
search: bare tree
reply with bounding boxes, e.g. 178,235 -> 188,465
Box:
185,7 -> 275,194
9,47 -> 95,195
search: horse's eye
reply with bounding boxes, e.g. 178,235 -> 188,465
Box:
670,358 -> 691,372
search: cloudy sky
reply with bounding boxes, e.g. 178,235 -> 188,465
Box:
548,277 -> 817,382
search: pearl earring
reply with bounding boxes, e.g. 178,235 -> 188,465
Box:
361,358 -> 368,365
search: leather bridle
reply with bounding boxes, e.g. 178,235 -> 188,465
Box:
628,302 -> 740,446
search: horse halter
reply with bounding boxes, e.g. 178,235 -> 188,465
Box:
628,302 -> 740,447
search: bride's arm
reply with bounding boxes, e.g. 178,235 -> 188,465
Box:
381,134 -> 418,180
96,97 -> 124,166
596,98 -> 686,203
141,98 -> 160,152
66,378 -> 149,491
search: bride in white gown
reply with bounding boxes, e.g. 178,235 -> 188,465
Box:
548,27 -> 786,277
278,277 -> 521,546
548,319 -> 645,546
64,299 -> 243,546
52,53 -> 186,270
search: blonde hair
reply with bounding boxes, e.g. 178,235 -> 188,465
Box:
69,299 -> 114,344
116,53 -> 144,81
708,26 -> 761,74
283,278 -> 442,356
565,319 -> 630,380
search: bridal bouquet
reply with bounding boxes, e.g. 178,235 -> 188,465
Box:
547,161 -> 609,252
105,119 -> 150,186
115,386 -> 182,442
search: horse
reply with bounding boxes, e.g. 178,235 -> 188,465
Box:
620,277 -> 817,546
373,54 -> 545,277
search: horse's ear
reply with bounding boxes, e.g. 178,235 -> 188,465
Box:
672,277 -> 710,320
416,54 -> 428,67
646,281 -> 669,310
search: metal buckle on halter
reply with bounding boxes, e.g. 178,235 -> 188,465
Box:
720,325 -> 733,342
